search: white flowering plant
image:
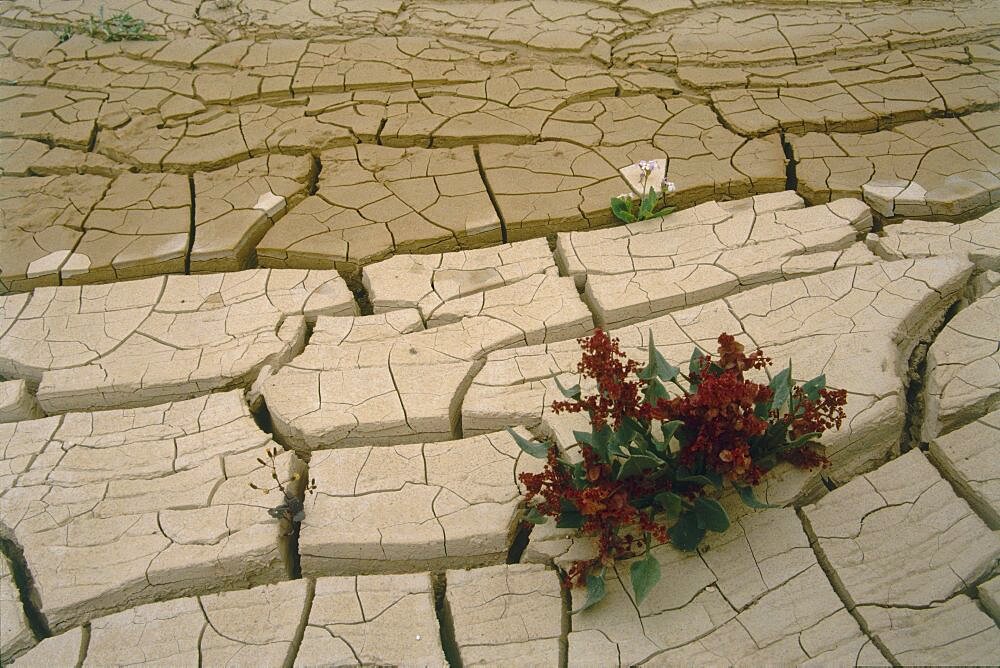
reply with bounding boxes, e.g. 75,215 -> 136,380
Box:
611,159 -> 676,223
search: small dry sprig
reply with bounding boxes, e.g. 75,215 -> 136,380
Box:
248,446 -> 316,525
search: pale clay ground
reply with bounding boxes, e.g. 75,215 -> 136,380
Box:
0,1 -> 999,665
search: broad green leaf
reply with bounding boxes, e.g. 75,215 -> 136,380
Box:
676,470 -> 722,490
630,554 -> 662,605
574,572 -> 607,613
639,330 -> 659,380
643,378 -> 670,405
638,187 -> 658,219
693,497 -> 730,533
772,431 -> 823,455
591,424 -> 613,462
556,499 -> 583,528
800,374 -> 826,402
787,430 -> 822,449
654,491 -> 683,521
573,430 -> 594,446
764,421 -> 787,446
638,331 -> 680,382
769,365 -> 792,414
656,359 -> 680,382
616,454 -> 662,480
611,197 -> 636,223
673,426 -> 691,450
524,507 -> 548,524
668,511 -> 706,551
652,206 -> 676,217
612,418 -> 641,450
553,374 -> 581,400
735,485 -> 777,509
754,397 -> 770,420
689,347 -> 706,377
659,420 -> 683,449
506,428 -> 549,458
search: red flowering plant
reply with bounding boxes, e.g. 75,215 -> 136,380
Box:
508,330 -> 847,609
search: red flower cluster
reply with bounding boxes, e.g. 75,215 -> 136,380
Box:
551,329 -> 650,429
517,330 -> 849,590
786,386 -> 848,439
653,334 -> 774,486
520,445 -> 668,587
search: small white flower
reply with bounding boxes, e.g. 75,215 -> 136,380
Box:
663,180 -> 676,193
637,160 -> 654,173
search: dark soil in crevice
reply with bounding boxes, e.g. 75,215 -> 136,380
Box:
559,570 -> 571,668
340,270 -> 374,316
780,131 -> 797,192
283,474 -> 308,580
505,522 -> 532,564
306,154 -> 322,196
0,534 -> 51,641
473,144 -> 507,244
354,285 -> 374,316
432,572 -> 462,667
250,397 -> 275,436
184,174 -> 196,274
901,298 -> 961,453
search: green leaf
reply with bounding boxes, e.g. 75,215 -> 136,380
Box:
659,420 -> 683,449
573,430 -> 593,447
668,511 -> 706,551
611,418 -> 641,451
735,485 -> 777,509
574,572 -> 607,613
590,424 -> 613,462
676,470 -> 722,490
506,428 -> 549,459
616,454 -> 662,480
754,396 -> 770,419
524,507 -> 548,524
643,378 -> 670,405
556,498 -> 583,528
800,374 -> 826,402
693,497 -> 730,533
630,554 -> 662,605
553,374 -> 581,400
611,197 -> 636,223
654,491 -> 683,521
638,331 -> 680,382
657,359 -> 680,382
770,365 -> 792,414
787,430 -> 822,448
638,187 -> 659,220
772,431 -> 823,456
689,347 -> 706,377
